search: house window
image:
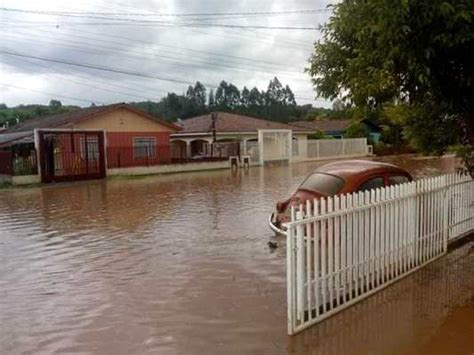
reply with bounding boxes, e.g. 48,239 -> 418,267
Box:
133,137 -> 156,159
80,136 -> 100,161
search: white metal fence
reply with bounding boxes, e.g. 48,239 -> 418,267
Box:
286,173 -> 474,335
306,138 -> 370,159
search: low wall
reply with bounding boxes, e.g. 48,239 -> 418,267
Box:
12,175 -> 41,185
108,160 -> 231,176
0,174 -> 41,186
292,152 -> 373,163
0,174 -> 12,185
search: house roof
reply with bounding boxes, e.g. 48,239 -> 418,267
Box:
176,112 -> 312,134
291,119 -> 352,133
0,131 -> 34,147
7,103 -> 181,133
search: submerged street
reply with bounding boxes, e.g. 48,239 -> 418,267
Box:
0,155 -> 473,354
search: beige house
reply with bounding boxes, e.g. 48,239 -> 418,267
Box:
170,112 -> 312,159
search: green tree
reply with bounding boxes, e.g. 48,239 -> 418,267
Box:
345,121 -> 370,139
208,89 -> 215,108
49,99 -> 62,108
215,81 -> 240,110
307,0 -> 474,173
241,86 -> 250,108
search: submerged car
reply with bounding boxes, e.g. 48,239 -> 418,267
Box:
269,160 -> 413,235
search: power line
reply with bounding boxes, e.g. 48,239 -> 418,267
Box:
0,50 -> 217,88
0,7 -> 330,17
0,20 -> 319,30
0,82 -> 104,105
0,57 -> 164,101
2,31 -> 306,77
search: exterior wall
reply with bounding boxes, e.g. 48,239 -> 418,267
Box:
106,132 -> 171,168
106,131 -> 171,148
70,108 -> 175,168
71,108 -> 175,133
107,160 -> 230,176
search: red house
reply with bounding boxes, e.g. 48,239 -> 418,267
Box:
0,103 -> 181,182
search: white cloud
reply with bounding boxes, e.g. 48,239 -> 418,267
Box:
0,0 -> 334,107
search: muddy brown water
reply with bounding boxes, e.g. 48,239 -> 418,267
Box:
1,155 -> 472,354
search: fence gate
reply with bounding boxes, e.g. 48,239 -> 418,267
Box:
286,173 -> 474,335
37,130 -> 106,183
258,129 -> 292,165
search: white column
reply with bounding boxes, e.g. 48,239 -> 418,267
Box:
186,141 -> 191,158
242,138 -> 248,155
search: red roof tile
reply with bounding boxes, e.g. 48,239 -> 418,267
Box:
178,112 -> 312,134
8,103 -> 181,132
291,119 -> 351,132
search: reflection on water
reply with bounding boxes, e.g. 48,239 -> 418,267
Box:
0,155 -> 471,354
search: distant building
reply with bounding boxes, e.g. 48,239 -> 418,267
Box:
170,112 -> 312,159
291,119 -> 381,143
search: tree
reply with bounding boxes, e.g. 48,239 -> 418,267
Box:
185,81 -> 207,116
307,0 -> 474,173
49,99 -> 62,108
345,122 -> 370,139
266,77 -> 284,104
241,86 -> 250,108
208,89 -> 215,108
282,85 -> 296,106
215,81 -> 240,110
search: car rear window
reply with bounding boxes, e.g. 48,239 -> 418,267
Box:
299,173 -> 345,196
389,175 -> 410,185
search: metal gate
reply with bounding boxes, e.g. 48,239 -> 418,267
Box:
38,130 -> 106,183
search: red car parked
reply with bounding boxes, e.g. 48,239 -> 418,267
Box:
269,160 -> 413,235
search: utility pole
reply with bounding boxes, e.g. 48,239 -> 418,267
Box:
211,112 -> 217,158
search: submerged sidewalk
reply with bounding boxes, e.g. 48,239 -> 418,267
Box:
286,236 -> 474,354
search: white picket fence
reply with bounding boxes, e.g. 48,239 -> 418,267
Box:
306,138 -> 370,159
286,173 -> 474,335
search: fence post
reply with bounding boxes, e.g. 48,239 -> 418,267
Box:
287,206 -> 296,335
296,207 -> 305,322
443,175 -> 450,252
342,139 -> 346,156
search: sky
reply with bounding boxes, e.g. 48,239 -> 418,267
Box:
0,0 -> 335,108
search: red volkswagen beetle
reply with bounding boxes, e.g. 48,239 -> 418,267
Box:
269,160 -> 412,235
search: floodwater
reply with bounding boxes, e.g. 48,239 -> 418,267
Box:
0,155 -> 472,354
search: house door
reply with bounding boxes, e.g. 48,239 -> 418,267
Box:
38,130 -> 106,183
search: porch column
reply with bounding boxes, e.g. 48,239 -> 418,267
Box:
242,138 -> 248,155
185,140 -> 191,158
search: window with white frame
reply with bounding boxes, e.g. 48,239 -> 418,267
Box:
80,136 -> 100,161
133,137 -> 156,158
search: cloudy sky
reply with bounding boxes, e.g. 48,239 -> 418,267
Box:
0,0 -> 334,108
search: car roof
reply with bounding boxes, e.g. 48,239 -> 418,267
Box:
313,160 -> 410,180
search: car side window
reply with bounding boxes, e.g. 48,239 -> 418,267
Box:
389,175 -> 410,186
358,177 -> 385,192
